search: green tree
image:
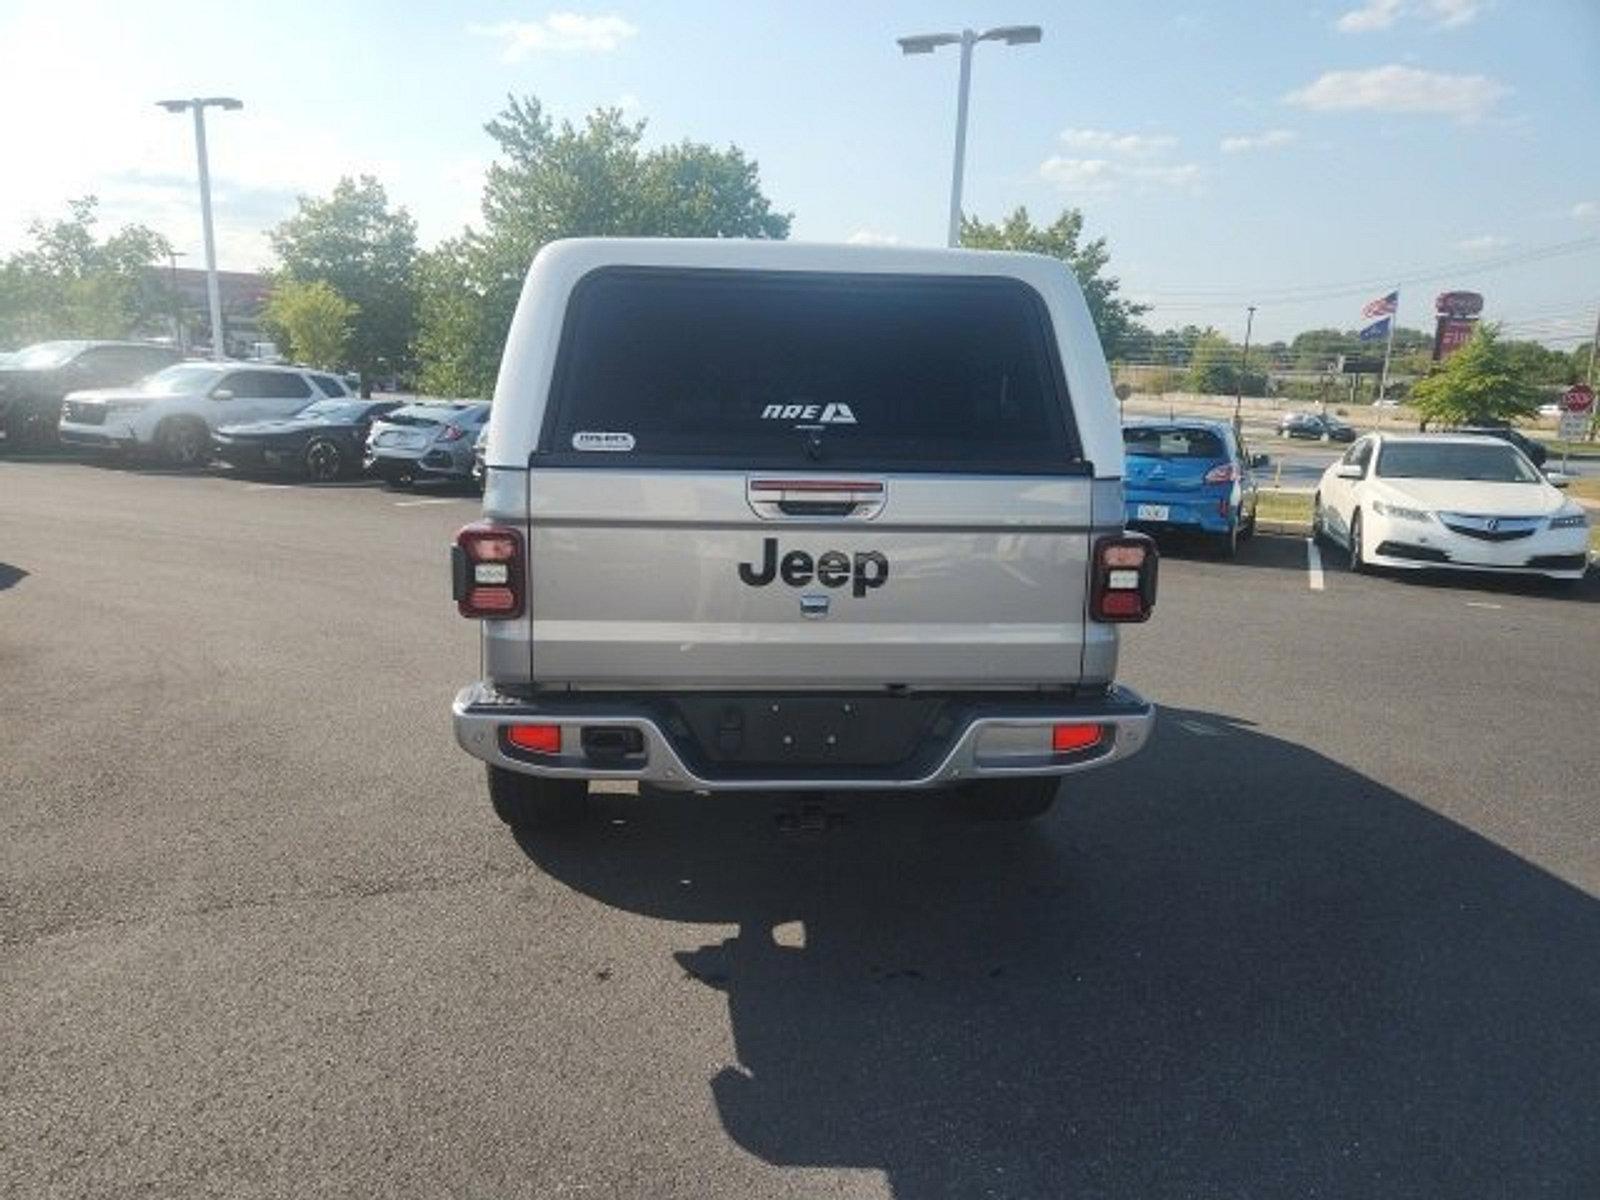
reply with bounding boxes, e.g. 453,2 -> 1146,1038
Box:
414,96 -> 791,397
1409,324 -> 1543,427
958,207 -> 1147,357
0,197 -> 171,345
263,279 -> 358,369
269,177 -> 418,387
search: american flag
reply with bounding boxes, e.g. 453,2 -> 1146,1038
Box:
1362,290 -> 1398,320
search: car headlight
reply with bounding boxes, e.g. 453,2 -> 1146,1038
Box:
1371,499 -> 1431,522
1549,511 -> 1589,530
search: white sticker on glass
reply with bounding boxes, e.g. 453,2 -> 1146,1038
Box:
572,431 -> 636,452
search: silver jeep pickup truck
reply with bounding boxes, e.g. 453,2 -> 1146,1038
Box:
452,238 -> 1156,830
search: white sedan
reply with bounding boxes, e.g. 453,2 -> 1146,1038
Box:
1312,433 -> 1590,581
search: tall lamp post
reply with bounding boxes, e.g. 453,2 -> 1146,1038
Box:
898,25 -> 1042,248
1234,304 -> 1257,433
157,97 -> 242,361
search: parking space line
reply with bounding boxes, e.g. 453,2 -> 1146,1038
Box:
1305,538 -> 1325,591
244,483 -> 293,491
393,497 -> 464,507
1465,601 -> 1503,610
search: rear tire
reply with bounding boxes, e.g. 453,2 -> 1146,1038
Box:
158,418 -> 209,468
303,437 -> 345,482
1215,521 -> 1240,559
955,777 -> 1058,822
487,766 -> 587,831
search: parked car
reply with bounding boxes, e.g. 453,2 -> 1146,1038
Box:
1278,411 -> 1356,442
365,401 -> 490,486
471,426 -> 488,489
1122,419 -> 1264,557
449,238 -> 1158,833
57,362 -> 341,466
212,397 -> 400,481
1455,423 -> 1548,467
1,340 -> 180,447
1312,433 -> 1588,581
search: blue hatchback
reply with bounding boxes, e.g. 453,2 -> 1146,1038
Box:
1122,419 -> 1264,556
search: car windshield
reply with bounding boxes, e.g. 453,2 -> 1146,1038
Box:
138,364 -> 225,395
1123,426 -> 1227,459
12,341 -> 87,369
1376,441 -> 1540,483
293,400 -> 369,422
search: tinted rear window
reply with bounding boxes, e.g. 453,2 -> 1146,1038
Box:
1122,426 -> 1228,459
540,268 -> 1080,472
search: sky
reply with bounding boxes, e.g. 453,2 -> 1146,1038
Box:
1,0 -> 1596,349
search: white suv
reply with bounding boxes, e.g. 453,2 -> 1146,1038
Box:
58,362 -> 350,466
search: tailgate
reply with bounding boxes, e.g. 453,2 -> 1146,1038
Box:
526,470 -> 1096,688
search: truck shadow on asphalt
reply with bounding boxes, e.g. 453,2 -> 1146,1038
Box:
516,708 -> 1600,1199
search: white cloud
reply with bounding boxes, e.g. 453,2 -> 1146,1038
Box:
1040,157 -> 1201,196
1220,129 -> 1298,153
469,13 -> 639,61
1337,0 -> 1404,32
1058,128 -> 1177,157
1336,0 -> 1482,31
845,229 -> 902,246
1455,234 -> 1507,251
1285,65 -> 1509,120
1424,0 -> 1482,28
1572,201 -> 1599,221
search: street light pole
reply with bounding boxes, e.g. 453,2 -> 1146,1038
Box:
157,97 -> 242,361
898,25 -> 1042,249
1235,304 -> 1256,432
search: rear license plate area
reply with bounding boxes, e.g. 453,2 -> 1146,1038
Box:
671,696 -> 945,768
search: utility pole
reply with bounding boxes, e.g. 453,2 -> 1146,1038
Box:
1588,303 -> 1600,441
1234,304 -> 1256,435
157,97 -> 242,361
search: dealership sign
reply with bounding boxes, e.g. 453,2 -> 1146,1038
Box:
1434,291 -> 1485,319
1433,291 -> 1485,361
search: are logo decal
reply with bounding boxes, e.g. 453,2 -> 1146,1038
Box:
571,431 -> 635,452
760,403 -> 857,425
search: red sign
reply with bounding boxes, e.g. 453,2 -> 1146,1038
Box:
1435,291 -> 1485,319
1434,316 -> 1477,361
1562,384 -> 1595,414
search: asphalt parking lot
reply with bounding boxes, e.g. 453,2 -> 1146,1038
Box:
4,459 -> 1598,1200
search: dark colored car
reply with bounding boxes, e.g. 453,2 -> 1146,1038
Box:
1455,424 -> 1548,467
1123,419 -> 1266,556
1278,411 -> 1356,442
212,398 -> 400,481
0,340 -> 180,447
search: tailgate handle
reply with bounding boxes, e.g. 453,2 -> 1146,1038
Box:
747,478 -> 886,521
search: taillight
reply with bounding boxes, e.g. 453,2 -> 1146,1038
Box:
1203,462 -> 1239,484
504,723 -> 561,754
1052,723 -> 1106,753
452,522 -> 525,618
440,423 -> 466,442
1091,534 -> 1158,623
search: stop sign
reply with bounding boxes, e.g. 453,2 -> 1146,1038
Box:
1562,384 -> 1595,414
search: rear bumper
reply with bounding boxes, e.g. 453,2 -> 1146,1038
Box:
452,682 -> 1155,791
1124,488 -> 1236,533
366,446 -> 471,478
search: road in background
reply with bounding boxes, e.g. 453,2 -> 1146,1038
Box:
4,462 -> 1598,1199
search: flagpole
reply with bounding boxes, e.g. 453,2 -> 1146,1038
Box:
1376,289 -> 1398,409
